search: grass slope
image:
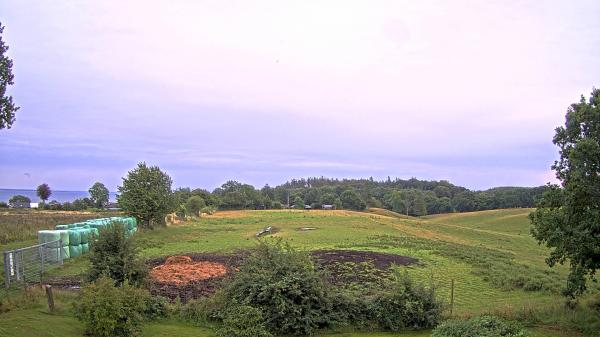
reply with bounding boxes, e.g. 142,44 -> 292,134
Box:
1,209 -> 597,337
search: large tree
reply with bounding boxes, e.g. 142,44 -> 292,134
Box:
117,162 -> 175,229
0,22 -> 19,130
88,182 -> 110,208
36,183 -> 52,202
530,88 -> 600,298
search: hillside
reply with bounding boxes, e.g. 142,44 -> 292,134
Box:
0,209 -> 597,337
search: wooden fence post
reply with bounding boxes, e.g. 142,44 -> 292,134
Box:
45,285 -> 55,312
450,279 -> 455,316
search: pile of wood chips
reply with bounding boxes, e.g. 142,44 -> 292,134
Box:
150,255 -> 228,285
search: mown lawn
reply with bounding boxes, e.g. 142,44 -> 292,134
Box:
1,209 -> 597,336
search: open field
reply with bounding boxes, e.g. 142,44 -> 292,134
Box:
1,209 -> 598,337
0,209 -> 122,244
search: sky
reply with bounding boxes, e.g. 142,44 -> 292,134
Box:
1,0 -> 599,192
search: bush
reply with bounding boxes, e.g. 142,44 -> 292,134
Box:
222,240 -> 330,335
143,295 -> 171,320
215,305 -> 273,337
201,205 -> 217,215
0,201 -> 7,208
75,277 -> 149,337
431,315 -> 529,337
180,290 -> 228,324
87,222 -> 147,287
370,271 -> 443,331
185,196 -> 206,217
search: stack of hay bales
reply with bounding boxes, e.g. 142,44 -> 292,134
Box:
37,216 -> 138,260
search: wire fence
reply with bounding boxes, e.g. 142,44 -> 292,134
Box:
3,240 -> 64,289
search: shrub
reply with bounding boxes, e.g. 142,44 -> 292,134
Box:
143,295 -> 171,320
87,222 -> 147,287
180,290 -> 228,324
201,205 -> 217,215
185,196 -> 206,217
215,305 -> 273,337
75,277 -> 149,337
370,271 -> 443,331
222,240 -> 330,335
431,315 -> 529,337
0,201 -> 7,208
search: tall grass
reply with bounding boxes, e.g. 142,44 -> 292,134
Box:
0,209 -> 121,244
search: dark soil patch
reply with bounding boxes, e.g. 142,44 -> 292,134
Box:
312,250 -> 417,269
312,250 -> 418,286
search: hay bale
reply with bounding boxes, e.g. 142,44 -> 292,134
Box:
38,230 -> 61,248
56,230 -> 70,246
68,230 -> 81,245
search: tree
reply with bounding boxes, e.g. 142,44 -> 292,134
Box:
185,196 -> 205,217
8,195 -> 30,207
117,162 -> 175,229
340,190 -> 366,211
452,191 -> 476,212
89,182 -> 110,208
0,22 -> 19,130
293,196 -> 305,209
530,88 -> 600,298
36,183 -> 52,202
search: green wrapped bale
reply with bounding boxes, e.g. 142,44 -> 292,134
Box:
68,230 -> 81,245
69,245 -> 82,258
55,224 -> 69,230
56,230 -> 70,246
67,223 -> 78,229
38,230 -> 61,248
78,228 -> 89,244
82,224 -> 90,229
126,217 -> 135,230
60,246 -> 70,259
90,228 -> 99,238
81,243 -> 89,254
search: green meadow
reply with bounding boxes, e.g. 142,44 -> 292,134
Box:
1,209 -> 597,337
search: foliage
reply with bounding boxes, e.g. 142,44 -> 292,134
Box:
8,195 -> 30,206
370,271 -> 442,330
36,183 -> 52,202
214,305 -> 273,337
431,315 -> 529,337
89,182 -> 110,208
340,189 -> 366,210
530,88 -> 600,298
0,201 -> 7,208
293,195 -> 305,209
75,276 -> 149,337
87,222 -> 147,287
118,162 -> 175,229
0,22 -> 19,130
221,240 -> 330,335
143,296 -> 172,320
185,196 -> 205,217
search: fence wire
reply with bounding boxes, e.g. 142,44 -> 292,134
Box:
3,240 -> 63,289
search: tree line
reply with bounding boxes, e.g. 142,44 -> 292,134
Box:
172,176 -> 547,216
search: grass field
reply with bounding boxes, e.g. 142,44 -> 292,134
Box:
0,209 -> 122,244
0,209 -> 598,337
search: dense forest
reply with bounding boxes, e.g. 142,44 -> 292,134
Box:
173,177 -> 547,216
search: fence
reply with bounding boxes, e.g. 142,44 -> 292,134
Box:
3,239 -> 63,289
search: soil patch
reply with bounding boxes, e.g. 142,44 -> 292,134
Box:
148,250 -> 416,302
312,250 -> 417,269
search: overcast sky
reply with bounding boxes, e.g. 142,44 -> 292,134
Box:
1,0 -> 599,191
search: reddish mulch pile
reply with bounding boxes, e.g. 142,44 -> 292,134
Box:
147,252 -> 244,302
150,256 -> 228,285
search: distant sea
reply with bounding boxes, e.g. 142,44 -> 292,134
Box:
0,189 -> 118,203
